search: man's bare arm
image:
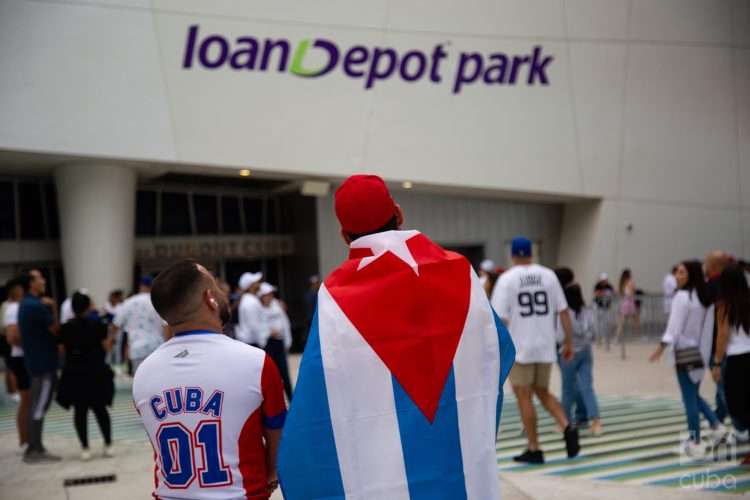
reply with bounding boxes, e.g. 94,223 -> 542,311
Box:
263,427 -> 282,492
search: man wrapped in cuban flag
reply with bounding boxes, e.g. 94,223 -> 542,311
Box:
278,174 -> 516,499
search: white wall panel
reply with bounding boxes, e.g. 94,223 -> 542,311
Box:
365,35 -> 579,195
386,0 -> 564,38
736,49 -> 750,207
621,44 -> 738,206
615,200 -> 742,288
564,0 -> 630,40
153,0 -> 389,29
0,0 -> 175,160
629,0 -> 732,44
569,43 -> 627,196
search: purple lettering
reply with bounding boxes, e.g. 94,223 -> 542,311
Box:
508,55 -> 530,84
399,50 -> 427,82
230,37 -> 259,69
260,39 -> 290,72
199,35 -> 229,69
365,48 -> 397,89
527,46 -> 552,85
453,52 -> 483,94
343,46 -> 368,78
182,25 -> 199,69
483,53 -> 508,84
429,44 -> 448,83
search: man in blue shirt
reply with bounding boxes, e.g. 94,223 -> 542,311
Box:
18,269 -> 60,463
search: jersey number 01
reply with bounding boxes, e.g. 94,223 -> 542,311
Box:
518,291 -> 549,317
156,420 -> 233,489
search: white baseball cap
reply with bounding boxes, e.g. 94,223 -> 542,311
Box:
238,272 -> 263,291
480,259 -> 495,273
598,273 -> 608,281
258,282 -> 277,297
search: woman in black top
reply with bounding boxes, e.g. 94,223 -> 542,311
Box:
56,292 -> 115,460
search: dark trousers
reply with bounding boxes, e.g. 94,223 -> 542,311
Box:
28,371 -> 57,453
265,338 -> 293,401
74,403 -> 111,449
726,352 -> 750,433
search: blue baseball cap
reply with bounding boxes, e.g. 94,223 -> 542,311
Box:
511,237 -> 532,258
140,275 -> 154,287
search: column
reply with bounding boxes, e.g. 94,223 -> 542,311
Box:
54,163 -> 136,307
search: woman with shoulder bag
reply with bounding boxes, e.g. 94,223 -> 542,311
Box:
650,260 -> 725,458
711,264 -> 750,465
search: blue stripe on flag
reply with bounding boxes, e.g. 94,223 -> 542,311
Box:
493,309 -> 515,433
392,369 -> 468,500
278,308 -> 345,500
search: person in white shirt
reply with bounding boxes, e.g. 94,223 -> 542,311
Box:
490,236 -> 579,464
662,266 -> 678,316
258,283 -> 293,401
112,277 -> 167,375
236,272 -> 263,347
712,264 -> 750,466
2,276 -> 30,448
133,260 -> 286,499
650,260 -> 725,459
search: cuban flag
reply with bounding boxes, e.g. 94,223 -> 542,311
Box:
278,230 -> 515,499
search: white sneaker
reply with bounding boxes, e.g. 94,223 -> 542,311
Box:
726,428 -> 749,446
103,445 -> 115,458
709,424 -> 728,446
80,449 -> 92,461
680,440 -> 706,461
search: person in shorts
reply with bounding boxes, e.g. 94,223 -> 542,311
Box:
491,237 -> 581,464
3,276 -> 30,448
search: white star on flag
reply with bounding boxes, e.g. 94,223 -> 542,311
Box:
351,230 -> 421,275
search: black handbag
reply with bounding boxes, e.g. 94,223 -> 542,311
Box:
675,346 -> 704,371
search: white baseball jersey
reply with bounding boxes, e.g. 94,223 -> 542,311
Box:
490,263 -> 568,363
133,331 -> 286,500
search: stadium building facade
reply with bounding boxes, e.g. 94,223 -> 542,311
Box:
0,0 -> 748,320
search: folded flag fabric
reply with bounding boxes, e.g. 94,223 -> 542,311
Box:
278,230 -> 515,500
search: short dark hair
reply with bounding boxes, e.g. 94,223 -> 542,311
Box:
345,215 -> 399,242
72,292 -> 91,317
18,269 -> 37,293
554,267 -> 575,288
5,275 -> 23,292
151,260 -> 208,325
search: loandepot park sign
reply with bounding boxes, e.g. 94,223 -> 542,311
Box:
182,25 -> 554,94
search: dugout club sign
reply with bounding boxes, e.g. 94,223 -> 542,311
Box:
182,25 -> 554,94
135,235 -> 294,262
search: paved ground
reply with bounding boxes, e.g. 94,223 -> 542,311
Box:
0,341 -> 747,499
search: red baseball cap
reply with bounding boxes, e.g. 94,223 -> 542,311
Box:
335,174 -> 397,234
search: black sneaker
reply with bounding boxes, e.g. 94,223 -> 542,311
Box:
23,449 -> 61,464
564,425 -> 581,458
513,449 -> 545,464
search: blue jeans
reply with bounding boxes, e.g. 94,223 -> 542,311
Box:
557,348 -> 588,424
676,369 -> 719,442
561,345 -> 600,423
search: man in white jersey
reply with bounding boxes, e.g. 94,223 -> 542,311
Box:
491,237 -> 580,464
133,260 -> 286,500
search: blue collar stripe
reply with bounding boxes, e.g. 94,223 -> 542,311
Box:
173,329 -> 218,337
